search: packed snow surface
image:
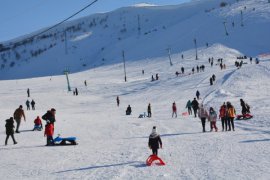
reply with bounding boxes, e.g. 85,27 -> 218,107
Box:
0,44 -> 269,179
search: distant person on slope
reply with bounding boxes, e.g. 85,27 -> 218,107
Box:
147,103 -> 152,118
172,102 -> 177,118
27,88 -> 30,97
126,105 -> 132,115
26,100 -> 30,110
116,96 -> 120,107
148,126 -> 162,155
196,90 -> 200,100
31,100 -> 36,110
198,104 -> 208,132
191,98 -> 199,118
186,100 -> 192,115
13,105 -> 26,133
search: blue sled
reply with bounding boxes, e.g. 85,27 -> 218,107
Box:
53,136 -> 78,145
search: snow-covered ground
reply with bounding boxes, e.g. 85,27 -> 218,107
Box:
0,44 -> 270,179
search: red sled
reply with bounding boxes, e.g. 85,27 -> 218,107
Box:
236,114 -> 253,120
146,155 -> 165,166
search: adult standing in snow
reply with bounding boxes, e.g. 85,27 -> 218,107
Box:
116,96 -> 120,107
148,126 -> 162,155
208,107 -> 218,132
212,74 -> 216,82
156,74 -> 159,80
186,100 -> 192,115
151,75 -> 155,81
196,90 -> 200,100
126,105 -> 132,115
26,100 -> 30,110
219,103 -> 227,131
198,104 -> 208,132
172,102 -> 177,118
181,67 -> 184,74
13,105 -> 26,133
75,88 -> 78,96
5,117 -> 17,145
147,103 -> 152,118
42,108 -> 56,125
31,100 -> 36,110
210,77 -> 213,86
191,98 -> 199,118
192,68 -> 195,74
84,80 -> 87,87
226,102 -> 236,131
27,88 -> 30,97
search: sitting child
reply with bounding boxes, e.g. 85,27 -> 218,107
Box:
33,116 -> 43,131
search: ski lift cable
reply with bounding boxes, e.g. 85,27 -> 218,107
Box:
3,0 -> 99,47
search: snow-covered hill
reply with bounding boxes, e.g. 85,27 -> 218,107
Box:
0,0 -> 270,79
0,42 -> 270,179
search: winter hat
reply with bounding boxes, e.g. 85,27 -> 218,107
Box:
152,126 -> 157,133
51,108 -> 56,112
19,105 -> 23,108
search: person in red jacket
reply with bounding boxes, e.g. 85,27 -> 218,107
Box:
172,102 -> 177,118
219,103 -> 227,131
33,116 -> 43,131
44,122 -> 54,146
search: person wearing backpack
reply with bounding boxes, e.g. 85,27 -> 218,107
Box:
227,102 -> 236,131
219,103 -> 227,131
5,117 -> 17,145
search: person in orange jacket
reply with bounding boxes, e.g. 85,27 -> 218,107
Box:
226,102 -> 236,131
44,121 -> 54,146
219,103 -> 227,131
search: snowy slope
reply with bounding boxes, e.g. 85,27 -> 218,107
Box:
0,0 -> 270,79
0,44 -> 269,179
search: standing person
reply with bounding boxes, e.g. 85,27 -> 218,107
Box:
42,108 -> 56,125
126,105 -> 132,115
31,100 -> 36,110
210,77 -> 213,86
5,117 -> 17,145
181,67 -> 184,74
191,98 -> 199,118
84,80 -> 87,86
196,90 -> 200,100
148,126 -> 162,156
44,121 -> 54,146
155,74 -> 159,80
186,100 -> 192,115
151,75 -> 155,81
172,102 -> 177,118
27,88 -> 30,97
116,96 -> 120,107
212,74 -> 216,82
196,66 -> 199,73
75,88 -> 78,96
208,107 -> 218,132
13,105 -> 26,133
26,100 -> 30,110
192,68 -> 195,74
147,103 -> 152,118
198,104 -> 208,132
142,69 -> 144,75
227,102 -> 236,131
219,103 -> 227,131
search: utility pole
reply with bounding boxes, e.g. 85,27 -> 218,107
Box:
122,51 -> 127,82
137,15 -> 141,35
223,21 -> 229,36
166,47 -> 173,66
63,69 -> 71,91
241,10 -> 244,27
64,30 -> 68,54
194,38 -> 198,60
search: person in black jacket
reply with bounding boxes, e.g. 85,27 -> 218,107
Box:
5,117 -> 17,145
31,100 -> 36,110
148,126 -> 162,155
126,105 -> 132,115
191,98 -> 199,117
240,99 -> 250,115
147,103 -> 152,118
42,108 -> 56,125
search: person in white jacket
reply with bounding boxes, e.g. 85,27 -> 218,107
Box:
198,104 -> 208,132
208,107 -> 218,132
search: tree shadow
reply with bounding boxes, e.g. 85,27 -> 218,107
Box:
54,161 -> 141,174
20,129 -> 35,133
239,139 -> 270,143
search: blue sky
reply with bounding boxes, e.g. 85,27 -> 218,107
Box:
0,0 -> 190,42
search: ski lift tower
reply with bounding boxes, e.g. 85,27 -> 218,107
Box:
63,68 -> 71,91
